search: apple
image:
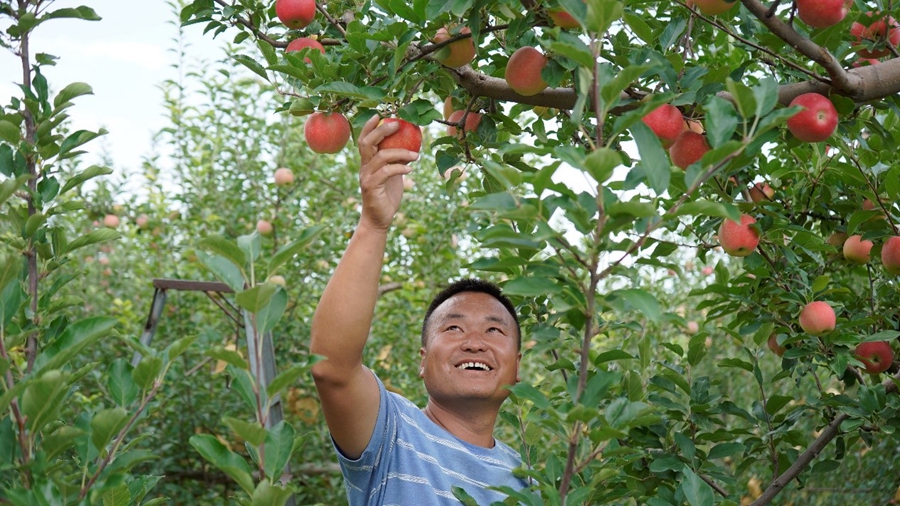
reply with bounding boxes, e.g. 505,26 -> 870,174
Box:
852,57 -> 881,67
276,0 -> 316,30
304,112 -> 351,154
701,266 -> 714,276
402,176 -> 415,190
799,301 -> 836,336
432,26 -> 476,68
851,12 -> 900,59
684,119 -> 705,134
103,214 -> 120,228
378,118 -> 422,153
504,46 -> 549,96
447,110 -> 482,137
286,37 -> 325,63
842,234 -> 873,264
796,0 -> 852,28
443,97 -> 455,120
268,275 -> 286,286
853,341 -> 894,374
767,334 -> 786,357
548,8 -> 580,29
686,321 -> 700,334
669,131 -> 710,169
642,104 -> 684,148
881,236 -> 900,275
257,219 -> 274,236
749,182 -> 775,203
691,0 -> 738,16
135,214 -> 150,229
786,93 -> 838,142
718,214 -> 760,257
826,231 -> 847,248
274,167 -> 295,186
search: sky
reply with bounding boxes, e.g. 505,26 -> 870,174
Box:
0,0 -> 222,176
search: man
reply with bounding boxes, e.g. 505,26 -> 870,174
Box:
310,114 -> 529,505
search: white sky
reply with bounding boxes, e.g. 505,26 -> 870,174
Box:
0,0 -> 222,175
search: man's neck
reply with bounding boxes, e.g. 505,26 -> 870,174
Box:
421,400 -> 499,448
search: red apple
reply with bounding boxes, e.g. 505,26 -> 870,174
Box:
686,321 -> 700,334
718,214 -> 760,257
304,112 -> 351,154
786,93 -> 838,142
443,97 -> 454,120
799,301 -> 836,336
684,119 -> 705,134
690,0 -> 738,16
548,8 -> 580,28
669,131 -> 711,169
826,231 -> 847,248
767,334 -> 787,357
286,37 -> 325,63
378,118 -> 422,153
504,46 -> 549,96
881,236 -> 900,275
796,0 -> 852,28
842,234 -> 873,264
103,214 -> 120,228
274,167 -> 295,186
432,26 -> 476,68
854,341 -> 894,374
749,182 -> 775,203
135,214 -> 150,229
447,110 -> 482,137
257,219 -> 274,236
642,104 -> 684,148
276,0 -> 316,30
851,12 -> 900,59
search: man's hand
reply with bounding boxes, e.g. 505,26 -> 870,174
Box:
357,114 -> 420,232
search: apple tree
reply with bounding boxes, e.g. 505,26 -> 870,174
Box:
174,0 -> 900,504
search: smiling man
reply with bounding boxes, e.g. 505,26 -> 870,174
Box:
309,115 -> 529,505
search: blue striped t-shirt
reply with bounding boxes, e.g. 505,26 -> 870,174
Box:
335,373 -> 529,505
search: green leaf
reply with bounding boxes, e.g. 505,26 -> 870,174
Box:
501,276 -> 562,297
266,362 -> 316,398
584,147 -> 621,184
601,64 -> 649,109
53,82 -> 93,108
41,6 -> 101,22
629,121 -> 669,194
708,442 -> 745,460
196,235 -> 247,272
64,228 -> 120,255
258,288 -> 288,335
197,251 -> 245,292
584,0 -> 623,34
235,283 -> 278,313
263,421 -> 295,481
266,225 -> 323,277
704,96 -> 738,148
674,200 -> 740,221
58,128 -> 105,158
42,425 -> 85,461
21,370 -> 69,433
165,335 -> 196,361
811,275 -> 830,295
0,120 -> 20,143
59,165 -> 112,195
232,54 -> 269,81
238,232 -> 262,263
23,211 -> 46,238
681,466 -> 714,506
90,407 -> 129,454
0,253 -> 22,295
189,434 -> 255,495
132,355 -> 163,391
107,359 -> 139,407
725,78 -> 755,119
205,346 -> 249,371
251,479 -> 294,506
33,316 -> 118,374
223,417 -> 267,447
765,394 -> 792,415
607,289 -> 661,322
0,175 -> 29,208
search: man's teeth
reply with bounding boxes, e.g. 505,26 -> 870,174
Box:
457,362 -> 490,371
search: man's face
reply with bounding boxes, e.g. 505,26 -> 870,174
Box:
419,291 -> 521,407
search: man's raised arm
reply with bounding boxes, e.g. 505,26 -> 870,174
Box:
309,115 -> 419,460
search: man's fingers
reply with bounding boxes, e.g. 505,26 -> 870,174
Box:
359,118 -> 403,162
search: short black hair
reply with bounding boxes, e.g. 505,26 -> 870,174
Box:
421,278 -> 521,348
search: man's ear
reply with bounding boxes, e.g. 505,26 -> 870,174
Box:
515,352 -> 522,383
418,347 -> 426,378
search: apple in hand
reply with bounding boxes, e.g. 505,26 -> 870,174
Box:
504,46 -> 549,96
276,0 -> 316,30
378,118 -> 423,153
304,112 -> 351,154
786,93 -> 838,142
853,341 -> 894,374
796,0 -> 852,28
642,104 -> 684,148
881,236 -> 900,275
842,234 -> 873,264
851,12 -> 900,58
799,301 -> 836,336
433,26 -> 476,68
669,131 -> 710,169
718,214 -> 760,257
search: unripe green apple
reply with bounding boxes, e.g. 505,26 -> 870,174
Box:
268,275 -> 286,286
